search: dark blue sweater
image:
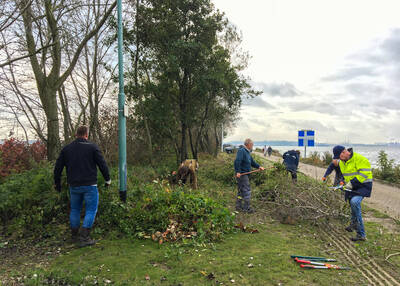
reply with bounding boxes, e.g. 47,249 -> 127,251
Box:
54,138 -> 110,188
323,162 -> 343,180
282,150 -> 299,172
234,146 -> 260,174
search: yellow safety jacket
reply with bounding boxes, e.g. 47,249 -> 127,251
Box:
339,151 -> 373,197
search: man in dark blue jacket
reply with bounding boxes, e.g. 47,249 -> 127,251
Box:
322,159 -> 344,186
282,150 -> 300,183
54,126 -> 110,247
234,139 -> 264,213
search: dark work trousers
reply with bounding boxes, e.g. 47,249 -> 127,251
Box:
289,170 -> 297,181
237,175 -> 251,200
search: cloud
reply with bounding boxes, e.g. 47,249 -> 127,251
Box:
281,119 -> 338,133
321,66 -> 377,82
344,82 -> 385,97
242,95 -> 275,109
256,82 -> 301,97
284,99 -> 339,115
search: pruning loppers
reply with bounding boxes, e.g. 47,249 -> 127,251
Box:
295,258 -> 350,270
329,185 -> 352,192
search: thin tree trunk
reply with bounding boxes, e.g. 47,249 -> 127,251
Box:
188,127 -> 196,160
214,125 -> 219,157
44,88 -> 60,160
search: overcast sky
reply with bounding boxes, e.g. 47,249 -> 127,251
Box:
212,0 -> 400,144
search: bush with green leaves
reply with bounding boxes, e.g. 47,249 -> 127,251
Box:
373,150 -> 400,184
97,182 -> 235,241
0,163 -> 69,238
0,162 -> 234,242
198,154 -> 236,187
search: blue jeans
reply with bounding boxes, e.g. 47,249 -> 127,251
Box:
69,186 -> 99,229
349,195 -> 365,237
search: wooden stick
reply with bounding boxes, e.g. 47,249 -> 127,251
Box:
386,252 -> 400,261
238,166 -> 276,176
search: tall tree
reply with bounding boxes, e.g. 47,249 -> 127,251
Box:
10,0 -> 116,160
126,0 -> 258,163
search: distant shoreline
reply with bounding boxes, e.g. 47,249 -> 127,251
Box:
225,141 -> 400,147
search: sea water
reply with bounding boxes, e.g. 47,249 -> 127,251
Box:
255,145 -> 400,168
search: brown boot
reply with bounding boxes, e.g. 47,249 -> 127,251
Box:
79,228 -> 96,248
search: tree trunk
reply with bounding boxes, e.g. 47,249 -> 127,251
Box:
44,88 -> 60,160
180,121 -> 188,163
214,125 -> 219,157
188,127 -> 197,160
19,0 -> 117,160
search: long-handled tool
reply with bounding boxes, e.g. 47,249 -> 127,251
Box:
237,166 -> 276,176
291,255 -> 336,262
300,264 -> 351,270
295,258 -> 350,270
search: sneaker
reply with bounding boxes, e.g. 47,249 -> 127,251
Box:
350,235 -> 366,242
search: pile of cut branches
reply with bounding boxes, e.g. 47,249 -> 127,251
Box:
253,163 -> 350,224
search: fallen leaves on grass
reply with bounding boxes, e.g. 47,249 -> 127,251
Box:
234,222 -> 259,233
150,219 -> 198,243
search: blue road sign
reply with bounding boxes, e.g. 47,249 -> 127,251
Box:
298,130 -> 315,147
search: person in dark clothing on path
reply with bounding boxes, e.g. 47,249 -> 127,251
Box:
54,126 -> 111,247
322,159 -> 344,186
282,150 -> 300,183
267,146 -> 272,157
234,138 -> 265,213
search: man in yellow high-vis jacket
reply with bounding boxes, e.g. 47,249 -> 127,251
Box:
333,145 -> 373,241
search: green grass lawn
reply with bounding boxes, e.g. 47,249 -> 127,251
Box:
24,221 -> 363,286
2,153 -> 399,286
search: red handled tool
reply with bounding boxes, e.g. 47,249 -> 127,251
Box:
295,258 -> 350,270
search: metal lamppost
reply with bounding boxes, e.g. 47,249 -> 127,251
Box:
117,0 -> 127,202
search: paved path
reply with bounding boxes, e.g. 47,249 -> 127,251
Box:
255,152 -> 400,219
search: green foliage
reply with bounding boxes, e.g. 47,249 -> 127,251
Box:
300,151 -> 333,167
199,155 -> 236,187
123,0 -> 260,161
0,160 -> 234,243
97,183 -> 235,242
0,163 -> 69,238
321,151 -> 333,165
373,150 -> 400,184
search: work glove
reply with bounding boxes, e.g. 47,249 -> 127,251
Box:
344,181 -> 353,190
104,180 -> 111,188
54,184 -> 61,193
119,190 -> 127,203
322,177 -> 326,182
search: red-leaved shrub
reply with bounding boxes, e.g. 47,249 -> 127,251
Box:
0,138 -> 47,179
